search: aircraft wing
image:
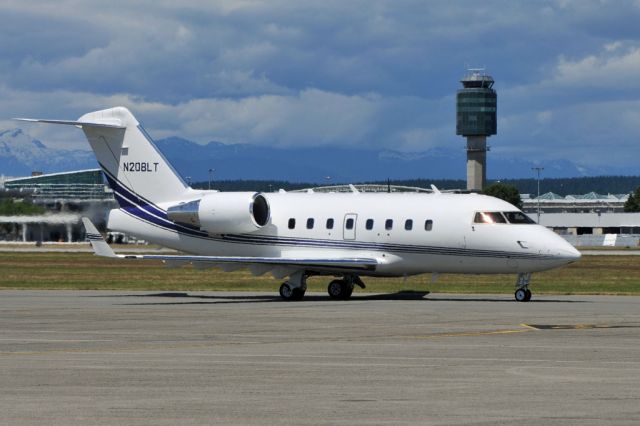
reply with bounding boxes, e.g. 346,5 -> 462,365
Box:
82,218 -> 378,278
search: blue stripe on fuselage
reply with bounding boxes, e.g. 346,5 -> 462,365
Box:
100,164 -> 208,238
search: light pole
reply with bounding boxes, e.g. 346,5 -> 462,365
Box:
532,167 -> 544,223
208,168 -> 214,190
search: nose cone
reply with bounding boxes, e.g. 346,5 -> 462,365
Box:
555,239 -> 581,263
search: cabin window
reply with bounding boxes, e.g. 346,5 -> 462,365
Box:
425,220 -> 433,231
326,218 -> 334,229
474,212 -> 507,224
306,218 -> 314,229
346,218 -> 354,230
385,219 -> 393,230
288,218 -> 296,229
404,219 -> 413,230
366,219 -> 374,230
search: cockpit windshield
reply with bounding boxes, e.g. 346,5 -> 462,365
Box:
474,212 -> 507,224
474,211 -> 536,225
503,211 -> 536,224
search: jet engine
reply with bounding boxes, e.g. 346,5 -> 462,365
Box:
167,192 -> 270,234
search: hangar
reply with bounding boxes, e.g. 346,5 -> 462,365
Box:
522,192 -> 629,214
523,193 -> 639,246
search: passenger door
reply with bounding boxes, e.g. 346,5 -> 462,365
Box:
343,214 -> 357,240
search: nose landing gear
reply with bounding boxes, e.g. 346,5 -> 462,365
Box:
514,273 -> 532,302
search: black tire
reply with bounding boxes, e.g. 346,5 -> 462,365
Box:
328,280 -> 354,300
280,283 -> 305,301
328,280 -> 345,299
290,287 -> 305,301
515,288 -> 527,302
343,283 -> 354,299
524,289 -> 532,302
279,283 -> 293,300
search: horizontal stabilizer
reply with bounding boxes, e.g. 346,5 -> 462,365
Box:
13,118 -> 125,129
81,218 -> 117,258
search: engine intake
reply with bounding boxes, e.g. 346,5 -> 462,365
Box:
167,192 -> 270,234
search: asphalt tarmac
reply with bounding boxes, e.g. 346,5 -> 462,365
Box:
1,291 -> 639,425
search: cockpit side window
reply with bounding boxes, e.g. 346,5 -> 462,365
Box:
474,212 -> 507,224
503,211 -> 536,224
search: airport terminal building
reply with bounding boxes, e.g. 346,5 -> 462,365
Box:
0,169 -> 116,242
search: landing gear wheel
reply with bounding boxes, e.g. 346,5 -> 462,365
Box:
279,283 -> 305,301
524,289 -> 532,302
291,287 -> 305,301
328,280 -> 353,300
515,288 -> 528,302
280,283 -> 293,299
343,284 -> 354,298
328,280 -> 344,299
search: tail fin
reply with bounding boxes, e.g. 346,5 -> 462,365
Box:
79,107 -> 188,204
16,107 -> 189,205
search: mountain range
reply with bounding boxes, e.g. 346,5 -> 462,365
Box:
0,128 -> 637,182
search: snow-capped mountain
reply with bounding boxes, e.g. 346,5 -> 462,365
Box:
0,128 -> 636,182
0,129 -> 96,177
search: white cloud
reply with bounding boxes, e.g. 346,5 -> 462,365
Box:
161,89 -> 449,151
495,99 -> 640,167
552,45 -> 640,89
2,84 -> 450,152
2,1 -> 640,172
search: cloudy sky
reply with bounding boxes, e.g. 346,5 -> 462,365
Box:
1,0 -> 639,169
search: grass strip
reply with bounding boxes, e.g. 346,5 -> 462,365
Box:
0,252 -> 638,295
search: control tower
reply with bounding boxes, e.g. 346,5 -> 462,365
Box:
456,69 -> 497,192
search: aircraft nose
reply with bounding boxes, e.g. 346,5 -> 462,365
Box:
556,239 -> 581,263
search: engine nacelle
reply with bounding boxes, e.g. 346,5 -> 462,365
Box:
167,192 -> 270,234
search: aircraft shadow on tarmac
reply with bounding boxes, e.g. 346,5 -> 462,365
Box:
102,291 -> 432,306
88,291 -> 588,305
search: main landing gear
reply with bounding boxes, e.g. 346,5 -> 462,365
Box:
278,273 -> 366,301
279,271 -> 306,301
327,275 -> 365,300
514,272 -> 532,302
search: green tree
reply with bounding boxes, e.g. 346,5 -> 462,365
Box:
0,198 -> 45,216
624,187 -> 640,212
483,182 -> 523,209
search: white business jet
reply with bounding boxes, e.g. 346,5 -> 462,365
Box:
17,107 -> 580,302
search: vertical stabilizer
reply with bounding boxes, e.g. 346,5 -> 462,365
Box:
78,107 -> 188,204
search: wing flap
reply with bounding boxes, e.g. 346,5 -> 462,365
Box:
122,253 -> 378,271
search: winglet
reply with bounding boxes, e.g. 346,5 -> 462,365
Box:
430,184 -> 442,195
81,217 -> 117,258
